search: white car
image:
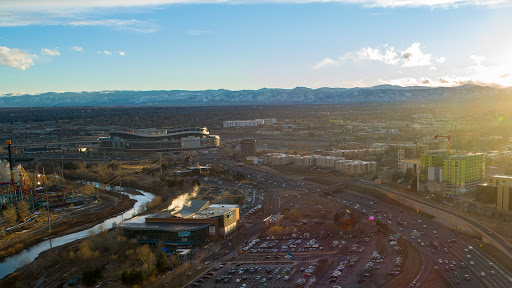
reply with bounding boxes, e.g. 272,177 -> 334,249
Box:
489,262 -> 494,267
490,270 -> 496,275
480,272 -> 485,277
466,255 -> 471,258
470,261 -> 475,265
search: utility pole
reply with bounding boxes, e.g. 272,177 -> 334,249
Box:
61,154 -> 64,179
46,185 -> 51,232
6,140 -> 14,185
160,153 -> 163,174
417,165 -> 421,192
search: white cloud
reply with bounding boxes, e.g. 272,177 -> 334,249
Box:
470,55 -> 486,66
338,52 -> 355,63
0,13 -> 158,32
401,42 -> 431,67
0,0 -> 508,30
358,45 -> 399,65
67,19 -> 157,33
0,46 -> 35,70
0,0 -> 510,10
72,46 -> 83,52
354,42 -> 442,68
313,58 -> 337,69
103,50 -> 112,55
379,77 -> 419,86
435,57 -> 446,63
119,51 -> 125,56
41,48 -> 60,56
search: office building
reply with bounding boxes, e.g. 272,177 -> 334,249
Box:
119,200 -> 239,246
240,138 -> 256,158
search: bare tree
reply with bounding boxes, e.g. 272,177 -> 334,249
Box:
16,201 -> 30,221
2,206 -> 17,227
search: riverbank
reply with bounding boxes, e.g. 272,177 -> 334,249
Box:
0,181 -> 155,283
0,189 -> 135,260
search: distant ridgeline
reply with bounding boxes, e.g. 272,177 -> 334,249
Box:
1,84 -> 510,107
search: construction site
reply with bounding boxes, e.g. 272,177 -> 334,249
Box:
0,141 -> 85,218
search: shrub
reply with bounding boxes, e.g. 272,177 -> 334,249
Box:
121,269 -> 145,285
82,268 -> 102,286
156,251 -> 169,273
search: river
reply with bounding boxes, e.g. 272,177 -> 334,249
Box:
0,181 -> 155,279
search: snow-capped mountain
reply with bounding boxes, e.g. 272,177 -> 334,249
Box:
0,85 -> 509,107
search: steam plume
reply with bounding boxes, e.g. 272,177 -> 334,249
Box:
167,185 -> 199,212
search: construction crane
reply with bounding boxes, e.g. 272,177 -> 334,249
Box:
434,130 -> 452,154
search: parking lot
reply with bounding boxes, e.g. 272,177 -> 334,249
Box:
239,234 -> 325,255
192,262 -> 298,287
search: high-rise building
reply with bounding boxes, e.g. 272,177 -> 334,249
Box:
442,153 -> 485,195
419,151 -> 446,181
240,138 -> 256,159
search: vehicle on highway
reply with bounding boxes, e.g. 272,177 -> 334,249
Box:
490,270 -> 496,275
464,275 -> 470,281
480,272 -> 486,277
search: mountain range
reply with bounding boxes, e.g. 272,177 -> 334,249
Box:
1,84 -> 511,108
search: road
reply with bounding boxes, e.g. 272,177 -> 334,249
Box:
358,180 -> 512,261
225,163 -> 512,287
349,180 -> 512,288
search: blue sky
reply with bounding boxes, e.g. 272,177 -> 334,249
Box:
1,0 -> 512,95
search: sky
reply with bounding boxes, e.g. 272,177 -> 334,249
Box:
1,0 -> 512,95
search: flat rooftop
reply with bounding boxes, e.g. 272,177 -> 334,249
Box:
163,205 -> 237,219
118,219 -> 210,232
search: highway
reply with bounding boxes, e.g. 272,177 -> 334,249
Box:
350,180 -> 512,288
225,163 -> 512,287
358,180 -> 512,260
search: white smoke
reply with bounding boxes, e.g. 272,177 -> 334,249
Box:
167,185 -> 199,212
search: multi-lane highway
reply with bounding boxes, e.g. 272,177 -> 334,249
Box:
358,180 -> 512,262
337,188 -> 512,288
225,163 -> 512,287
